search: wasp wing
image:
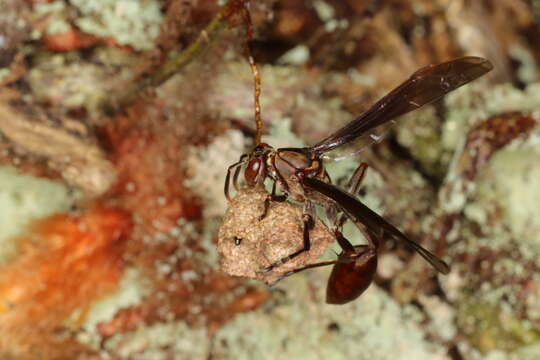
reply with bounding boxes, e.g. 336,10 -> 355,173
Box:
310,57 -> 493,155
304,177 -> 450,274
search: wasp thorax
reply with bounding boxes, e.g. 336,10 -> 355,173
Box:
273,151 -> 318,179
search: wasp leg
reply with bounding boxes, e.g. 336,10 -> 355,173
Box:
335,162 -> 369,230
347,162 -> 369,195
224,154 -> 248,201
232,159 -> 244,192
260,201 -> 315,272
259,180 -> 288,221
274,232 -> 374,282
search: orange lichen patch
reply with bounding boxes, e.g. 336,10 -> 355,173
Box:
0,206 -> 132,353
274,1 -> 320,39
227,288 -> 270,313
42,26 -> 99,52
97,305 -> 149,338
96,68 -> 262,341
103,107 -> 202,234
41,24 -> 131,53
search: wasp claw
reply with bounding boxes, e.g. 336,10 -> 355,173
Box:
259,266 -> 272,273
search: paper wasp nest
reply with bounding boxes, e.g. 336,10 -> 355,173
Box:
218,187 -> 334,285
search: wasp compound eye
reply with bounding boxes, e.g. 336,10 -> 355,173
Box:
245,158 -> 263,186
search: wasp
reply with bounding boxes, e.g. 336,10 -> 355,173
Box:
225,57 -> 492,274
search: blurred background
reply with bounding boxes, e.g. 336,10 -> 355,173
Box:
1,0 -> 540,359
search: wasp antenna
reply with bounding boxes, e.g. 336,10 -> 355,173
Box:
241,2 -> 263,146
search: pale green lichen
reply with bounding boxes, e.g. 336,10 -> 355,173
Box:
396,106 -> 447,178
277,45 -> 310,66
191,217 -> 222,267
32,1 -> 70,36
313,0 -> 335,22
264,117 -> 305,148
104,321 -> 209,359
347,69 -> 376,86
46,17 -> 71,35
457,299 -> 540,354
312,0 -> 347,33
87,269 -> 146,326
153,215 -> 220,271
213,273 -> 447,360
185,130 -> 246,218
418,294 -> 457,341
463,340 -> 540,360
0,69 -> 10,83
509,46 -> 538,85
27,47 -> 139,115
0,165 -> 79,263
74,267 -> 149,349
469,141 -> 540,260
70,0 -> 163,50
33,1 -> 66,15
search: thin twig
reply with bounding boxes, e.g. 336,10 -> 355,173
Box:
107,1 -> 237,112
145,13 -> 226,88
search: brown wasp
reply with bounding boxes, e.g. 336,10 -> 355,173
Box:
225,56 -> 493,274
